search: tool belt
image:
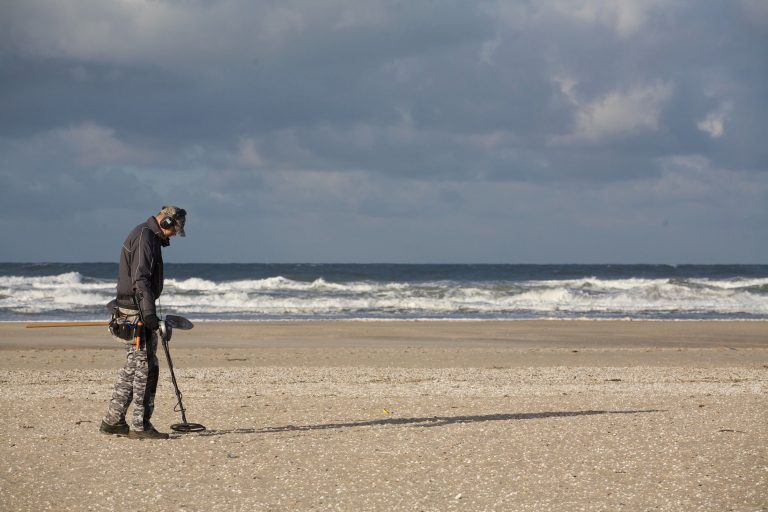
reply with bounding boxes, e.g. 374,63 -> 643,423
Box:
109,320 -> 139,341
108,305 -> 141,342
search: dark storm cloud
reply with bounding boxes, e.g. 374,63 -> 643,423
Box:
0,0 -> 766,262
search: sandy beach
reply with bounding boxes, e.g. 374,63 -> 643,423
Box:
1,320 -> 766,511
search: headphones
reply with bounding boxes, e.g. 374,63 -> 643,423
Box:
160,215 -> 177,229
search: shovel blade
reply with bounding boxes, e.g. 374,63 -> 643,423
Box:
165,314 -> 194,330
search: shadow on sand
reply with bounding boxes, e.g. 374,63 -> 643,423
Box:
187,409 -> 662,438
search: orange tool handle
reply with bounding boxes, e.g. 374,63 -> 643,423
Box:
135,321 -> 143,349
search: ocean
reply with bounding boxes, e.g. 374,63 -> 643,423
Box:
1,263 -> 767,322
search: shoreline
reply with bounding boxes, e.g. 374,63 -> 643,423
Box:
13,317 -> 768,323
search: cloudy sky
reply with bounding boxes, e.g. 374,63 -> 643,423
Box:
1,0 -> 766,263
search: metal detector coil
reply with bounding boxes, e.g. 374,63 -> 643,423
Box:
171,421 -> 206,433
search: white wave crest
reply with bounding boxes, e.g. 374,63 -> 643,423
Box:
690,277 -> 768,289
2,272 -> 767,319
166,276 -> 390,294
0,272 -> 84,287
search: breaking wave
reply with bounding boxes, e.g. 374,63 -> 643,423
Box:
2,270 -> 767,321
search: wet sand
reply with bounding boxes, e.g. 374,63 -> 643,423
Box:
1,321 -> 767,511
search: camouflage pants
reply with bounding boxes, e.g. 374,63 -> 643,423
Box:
103,309 -> 159,431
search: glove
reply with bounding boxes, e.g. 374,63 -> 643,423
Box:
143,314 -> 160,331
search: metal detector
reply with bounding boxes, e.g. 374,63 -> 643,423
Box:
158,315 -> 206,433
132,294 -> 206,433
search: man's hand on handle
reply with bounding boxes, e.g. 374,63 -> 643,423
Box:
143,313 -> 160,331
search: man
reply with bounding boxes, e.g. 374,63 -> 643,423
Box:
100,205 -> 187,440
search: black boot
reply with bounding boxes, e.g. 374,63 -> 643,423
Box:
99,419 -> 129,436
127,427 -> 169,440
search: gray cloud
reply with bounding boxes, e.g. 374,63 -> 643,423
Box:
0,0 -> 765,262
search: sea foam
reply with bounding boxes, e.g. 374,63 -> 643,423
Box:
3,270 -> 767,321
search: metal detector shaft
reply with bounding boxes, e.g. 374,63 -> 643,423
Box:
160,337 -> 188,423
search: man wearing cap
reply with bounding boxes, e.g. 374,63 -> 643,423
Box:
100,206 -> 187,440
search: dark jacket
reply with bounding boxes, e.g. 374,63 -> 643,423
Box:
115,216 -> 169,316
